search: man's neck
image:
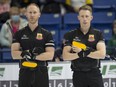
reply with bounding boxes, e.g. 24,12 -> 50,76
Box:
81,26 -> 90,34
29,23 -> 38,31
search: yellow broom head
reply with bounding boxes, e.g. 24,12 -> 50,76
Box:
72,41 -> 87,50
22,61 -> 37,68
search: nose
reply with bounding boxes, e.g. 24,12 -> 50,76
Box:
83,16 -> 87,21
31,13 -> 34,17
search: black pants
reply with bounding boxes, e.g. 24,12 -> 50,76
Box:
18,66 -> 49,87
73,68 -> 104,87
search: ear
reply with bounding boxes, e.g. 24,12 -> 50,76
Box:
91,15 -> 93,21
39,13 -> 41,18
77,15 -> 80,21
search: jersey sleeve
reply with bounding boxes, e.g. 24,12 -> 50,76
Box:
45,32 -> 55,47
63,32 -> 72,47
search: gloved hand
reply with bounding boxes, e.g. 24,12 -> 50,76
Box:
30,47 -> 44,60
32,47 -> 44,55
20,51 -> 32,60
78,50 -> 84,58
78,47 -> 94,58
83,47 -> 93,57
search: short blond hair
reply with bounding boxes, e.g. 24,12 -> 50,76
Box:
78,5 -> 92,13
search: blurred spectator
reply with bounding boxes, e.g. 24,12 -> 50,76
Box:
11,2 -> 27,19
107,20 -> 116,48
0,12 -> 10,24
20,7 -> 26,15
10,0 -> 20,5
85,0 -> 93,8
11,0 -> 40,19
71,0 -> 85,12
41,0 -> 75,15
69,0 -> 93,12
11,0 -> 40,8
0,0 -> 10,14
0,5 -> 28,48
0,0 -> 11,23
107,20 -> 116,60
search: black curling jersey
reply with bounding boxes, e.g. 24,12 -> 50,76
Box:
13,25 -> 55,61
63,27 -> 105,71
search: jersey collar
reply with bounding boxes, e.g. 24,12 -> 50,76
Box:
26,25 -> 42,33
78,26 -> 93,35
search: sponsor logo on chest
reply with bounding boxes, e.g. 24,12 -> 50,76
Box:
21,35 -> 29,39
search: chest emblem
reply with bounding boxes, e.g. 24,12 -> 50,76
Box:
36,33 -> 43,40
88,34 -> 95,42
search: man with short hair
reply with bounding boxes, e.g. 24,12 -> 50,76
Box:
11,3 -> 55,87
63,5 -> 106,87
